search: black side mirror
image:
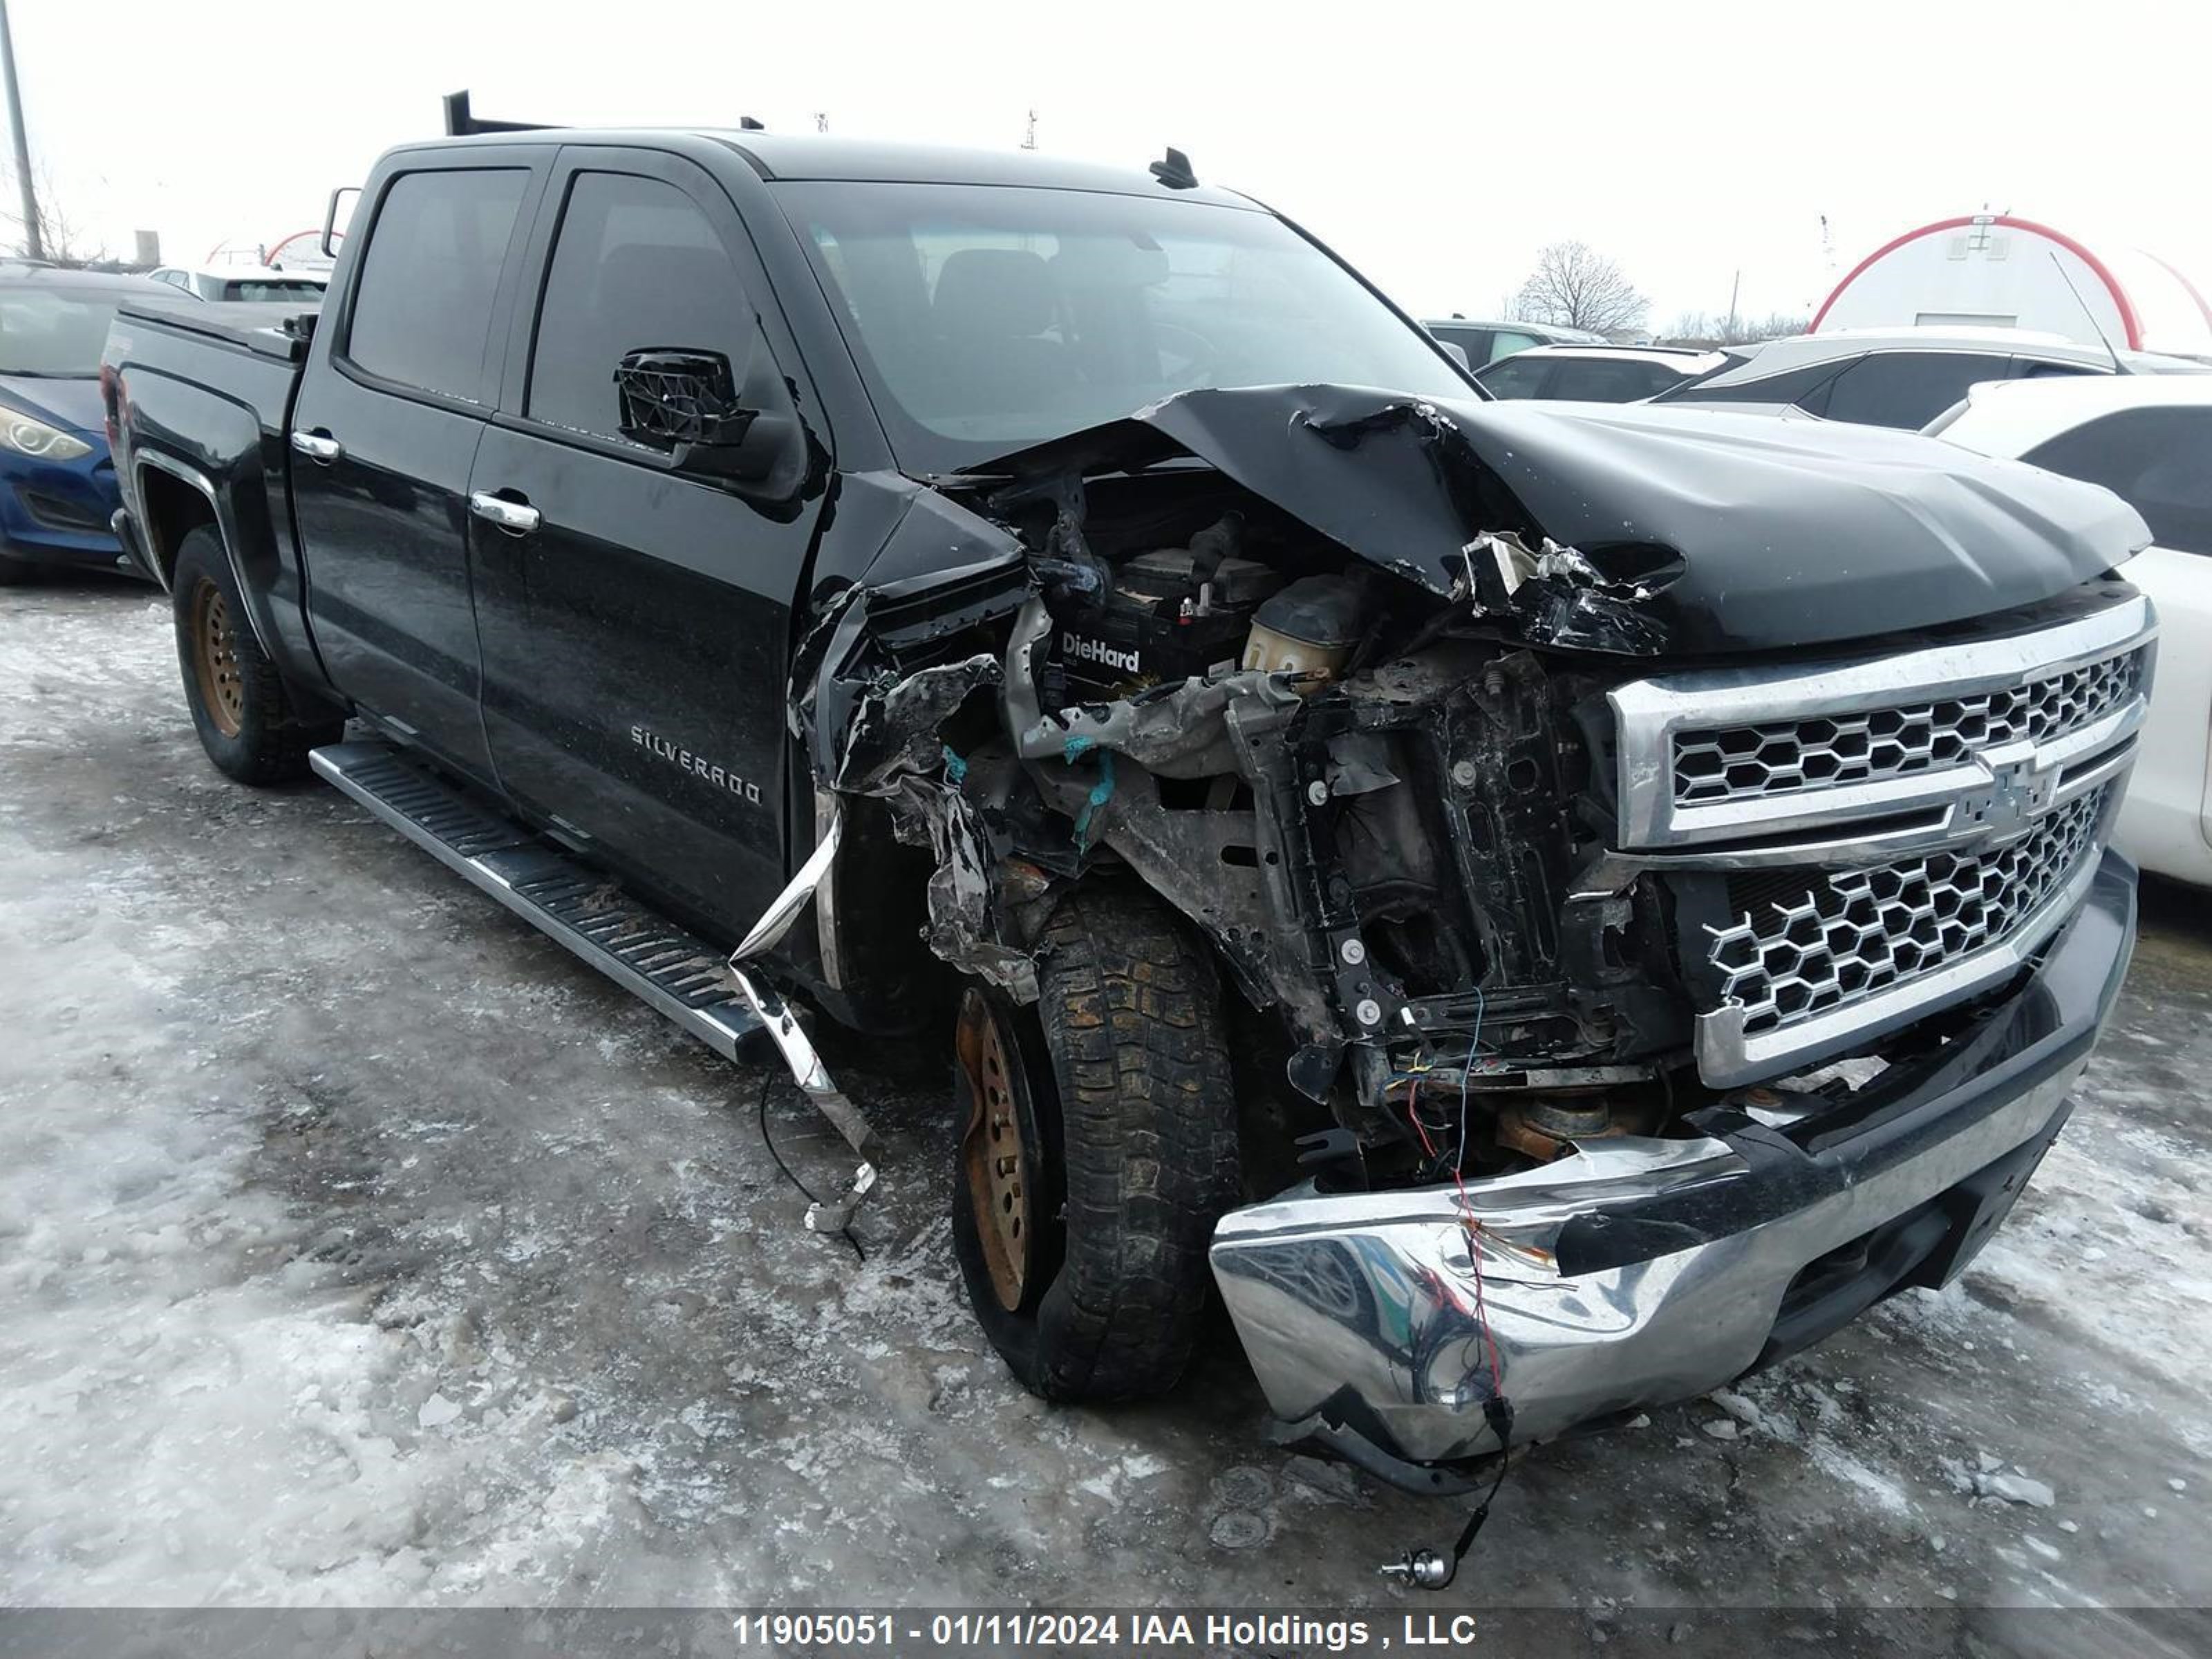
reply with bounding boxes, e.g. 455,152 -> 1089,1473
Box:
615,348 -> 785,480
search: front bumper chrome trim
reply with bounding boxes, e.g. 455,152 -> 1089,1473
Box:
1212,1060 -> 2083,1465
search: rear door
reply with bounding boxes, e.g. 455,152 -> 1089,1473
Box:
467,145 -> 824,941
291,152 -> 547,780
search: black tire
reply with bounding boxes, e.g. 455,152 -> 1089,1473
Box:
952,881 -> 1242,1403
172,527 -> 343,784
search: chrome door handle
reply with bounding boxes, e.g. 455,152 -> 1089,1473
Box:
469,490 -> 541,535
290,429 -> 342,463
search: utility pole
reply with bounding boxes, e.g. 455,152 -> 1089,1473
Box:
0,0 -> 41,259
1022,109 -> 1038,151
1725,268 -> 1741,343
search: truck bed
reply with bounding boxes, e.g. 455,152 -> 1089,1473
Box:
113,298 -> 314,365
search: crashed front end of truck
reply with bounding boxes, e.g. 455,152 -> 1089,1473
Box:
784,385 -> 2152,1490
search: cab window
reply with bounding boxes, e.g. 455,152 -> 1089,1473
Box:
526,171 -> 779,444
346,168 -> 529,403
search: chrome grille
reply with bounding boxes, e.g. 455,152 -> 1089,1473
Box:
1705,787 -> 2108,1038
1673,647 -> 2146,807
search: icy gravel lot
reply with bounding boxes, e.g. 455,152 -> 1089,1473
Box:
3,578 -> 2211,1621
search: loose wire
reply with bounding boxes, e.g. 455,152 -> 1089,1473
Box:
756,1074 -> 867,1264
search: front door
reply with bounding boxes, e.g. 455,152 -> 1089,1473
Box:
291,155 -> 547,779
468,148 -> 824,941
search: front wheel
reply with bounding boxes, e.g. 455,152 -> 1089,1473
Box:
172,527 -> 343,783
951,881 -> 1242,1402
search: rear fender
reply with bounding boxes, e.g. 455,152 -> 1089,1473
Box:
120,371 -> 331,697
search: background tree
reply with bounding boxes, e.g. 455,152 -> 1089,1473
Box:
1513,241 -> 1649,335
1659,308 -> 1810,348
1,162 -> 108,265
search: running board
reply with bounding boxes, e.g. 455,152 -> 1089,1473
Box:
309,740 -> 765,1061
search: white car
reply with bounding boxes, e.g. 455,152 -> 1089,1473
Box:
145,265 -> 328,304
1932,375 -> 2212,884
1474,344 -> 1728,402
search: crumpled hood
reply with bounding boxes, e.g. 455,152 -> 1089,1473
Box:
960,385 -> 2150,655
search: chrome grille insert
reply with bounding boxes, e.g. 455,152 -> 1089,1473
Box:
1602,592 -> 2153,1084
1705,787 -> 2107,1040
1673,649 -> 2146,807
1609,594 -> 2155,853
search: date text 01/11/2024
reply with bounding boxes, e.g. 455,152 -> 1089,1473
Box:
726,1611 -> 1485,1651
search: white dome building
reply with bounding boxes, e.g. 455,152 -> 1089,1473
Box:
1813,215 -> 2212,359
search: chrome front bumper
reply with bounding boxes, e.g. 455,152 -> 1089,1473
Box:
1210,852 -> 2135,1476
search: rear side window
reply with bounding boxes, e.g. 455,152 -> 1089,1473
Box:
346,168 -> 528,402
2024,407 -> 2212,556
1477,357 -> 1548,398
527,171 -> 764,440
222,279 -> 324,303
1547,358 -> 1667,402
1819,351 -> 2008,429
1489,330 -> 1546,362
1665,357 -> 1830,409
1426,325 -> 1489,365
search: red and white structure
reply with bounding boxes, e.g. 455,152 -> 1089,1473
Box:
1813,215 -> 2212,359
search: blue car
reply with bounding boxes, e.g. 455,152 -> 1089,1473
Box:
1,269 -> 167,584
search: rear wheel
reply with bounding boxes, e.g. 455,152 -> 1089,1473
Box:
951,881 -> 1242,1402
172,527 -> 343,783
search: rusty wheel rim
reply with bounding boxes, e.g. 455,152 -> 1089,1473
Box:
958,989 -> 1033,1312
190,579 -> 245,738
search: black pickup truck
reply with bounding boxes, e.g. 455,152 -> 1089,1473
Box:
103,122 -> 2154,1508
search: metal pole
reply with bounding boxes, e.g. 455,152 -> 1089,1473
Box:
0,0 -> 39,259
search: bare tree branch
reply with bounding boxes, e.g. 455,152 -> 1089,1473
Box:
1512,241 -> 1649,335
0,162 -> 109,265
1657,308 -> 1810,347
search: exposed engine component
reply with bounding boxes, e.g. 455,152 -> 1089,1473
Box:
1044,513 -> 1284,704
1241,572 -> 1367,688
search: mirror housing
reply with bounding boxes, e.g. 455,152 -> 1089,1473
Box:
321,186 -> 362,259
1436,339 -> 1471,372
615,348 -> 782,481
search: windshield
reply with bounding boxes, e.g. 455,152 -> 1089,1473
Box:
780,181 -> 1472,472
0,286 -> 126,377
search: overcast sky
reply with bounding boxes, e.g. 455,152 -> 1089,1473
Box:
10,0 -> 2210,328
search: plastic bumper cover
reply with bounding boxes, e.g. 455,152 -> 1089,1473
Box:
1209,850 -> 2136,1477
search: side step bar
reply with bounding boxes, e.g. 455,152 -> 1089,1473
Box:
310,741 -> 765,1060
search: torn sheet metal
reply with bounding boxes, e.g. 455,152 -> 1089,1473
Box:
832,653 -> 1001,794
954,384 -> 2145,655
1459,529 -> 1669,657
903,777 -> 1040,1000
794,572 -> 1044,999
729,805 -> 882,1231
1003,594 -> 1303,782
727,963 -> 880,1233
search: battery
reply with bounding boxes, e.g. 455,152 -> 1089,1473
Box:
1051,547 -> 1283,702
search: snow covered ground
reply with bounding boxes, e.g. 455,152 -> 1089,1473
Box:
3,578 -> 2209,1616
